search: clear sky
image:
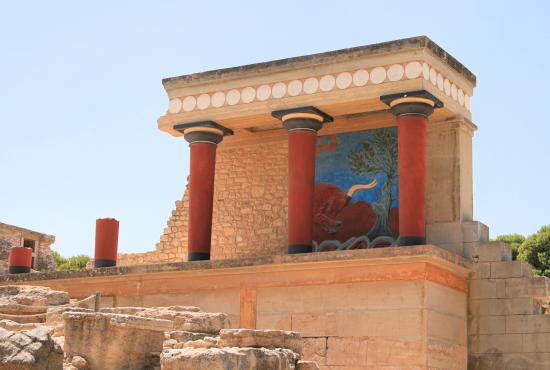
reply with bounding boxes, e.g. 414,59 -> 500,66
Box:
1,1 -> 549,257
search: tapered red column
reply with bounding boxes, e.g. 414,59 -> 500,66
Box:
273,107 -> 332,254
94,218 -> 120,267
184,126 -> 224,261
381,91 -> 442,246
8,247 -> 32,274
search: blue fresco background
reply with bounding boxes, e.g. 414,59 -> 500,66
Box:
315,128 -> 399,209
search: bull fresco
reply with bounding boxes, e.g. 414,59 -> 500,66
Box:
313,127 -> 399,251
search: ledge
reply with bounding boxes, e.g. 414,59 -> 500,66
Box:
0,245 -> 471,284
163,36 -> 476,88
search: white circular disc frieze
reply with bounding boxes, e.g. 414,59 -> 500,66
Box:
272,82 -> 287,98
405,61 -> 422,79
256,85 -> 271,101
303,78 -> 319,94
336,72 -> 352,89
288,80 -> 303,96
197,94 -> 211,110
226,89 -> 241,106
168,98 -> 182,114
370,67 -> 386,84
458,89 -> 465,106
387,64 -> 404,81
182,96 -> 197,112
319,75 -> 335,92
437,73 -> 444,91
353,69 -> 369,86
422,63 -> 430,80
444,79 -> 451,96
451,84 -> 458,100
241,87 -> 256,103
429,68 -> 437,85
211,91 -> 225,108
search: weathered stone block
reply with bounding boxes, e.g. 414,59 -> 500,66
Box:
462,221 -> 489,243
326,337 -> 368,366
219,329 -> 302,354
523,333 -> 550,353
366,337 -> 425,367
478,333 -> 523,353
160,347 -> 299,370
302,337 -> 326,365
464,241 -> 511,262
506,315 -> 550,334
490,261 -> 532,279
63,312 -> 172,370
296,360 -> 320,370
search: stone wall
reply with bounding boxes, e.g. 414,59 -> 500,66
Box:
467,241 -> 550,369
119,141 -> 288,265
119,118 -> 477,266
0,222 -> 56,272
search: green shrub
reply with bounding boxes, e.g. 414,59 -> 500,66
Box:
496,234 -> 526,260
518,226 -> 550,278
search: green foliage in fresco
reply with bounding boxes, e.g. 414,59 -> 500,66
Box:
348,129 -> 398,238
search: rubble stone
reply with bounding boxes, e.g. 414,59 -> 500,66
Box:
0,326 -> 63,370
0,286 -> 69,307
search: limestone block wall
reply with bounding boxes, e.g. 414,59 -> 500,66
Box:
467,241 -> 550,369
119,118 -> 477,265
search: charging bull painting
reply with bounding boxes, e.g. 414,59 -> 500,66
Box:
313,127 -> 399,251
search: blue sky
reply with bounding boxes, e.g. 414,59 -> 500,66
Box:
1,1 -> 548,257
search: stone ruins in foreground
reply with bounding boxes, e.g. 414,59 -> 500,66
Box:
1,36 -> 549,369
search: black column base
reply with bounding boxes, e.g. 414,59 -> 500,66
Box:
288,245 -> 312,254
94,259 -> 116,268
188,252 -> 210,261
9,266 -> 30,274
397,236 -> 426,246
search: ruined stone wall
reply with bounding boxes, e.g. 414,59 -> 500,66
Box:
0,223 -> 56,272
119,142 -> 288,265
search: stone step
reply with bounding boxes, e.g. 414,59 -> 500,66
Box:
465,241 -> 512,262
160,347 -> 300,370
219,329 -> 302,355
0,312 -> 46,323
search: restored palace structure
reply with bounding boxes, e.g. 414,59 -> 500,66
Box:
1,37 -> 549,369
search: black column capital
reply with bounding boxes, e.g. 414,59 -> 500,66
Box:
272,106 -> 333,132
174,120 -> 233,145
380,90 -> 443,118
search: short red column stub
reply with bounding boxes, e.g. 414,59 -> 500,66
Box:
95,218 -> 119,267
9,247 -> 32,274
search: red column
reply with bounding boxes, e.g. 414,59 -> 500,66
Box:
397,115 -> 427,245
273,107 -> 332,254
8,247 -> 32,274
287,129 -> 318,252
94,218 -> 119,267
381,91 -> 441,246
184,126 -> 224,261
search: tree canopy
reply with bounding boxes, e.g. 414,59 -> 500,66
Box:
496,225 -> 549,277
51,250 -> 90,271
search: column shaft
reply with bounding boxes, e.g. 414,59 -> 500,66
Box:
287,129 -> 317,253
188,142 -> 217,260
397,115 -> 427,245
